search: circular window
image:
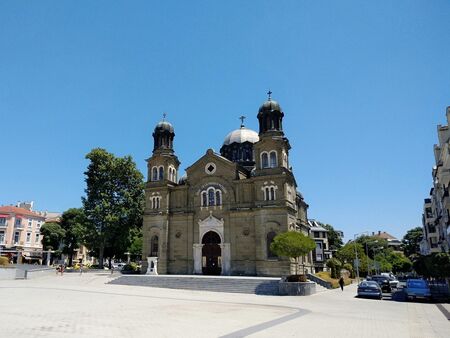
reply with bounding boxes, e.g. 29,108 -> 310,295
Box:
205,162 -> 216,175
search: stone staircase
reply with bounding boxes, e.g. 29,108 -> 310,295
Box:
109,275 -> 281,295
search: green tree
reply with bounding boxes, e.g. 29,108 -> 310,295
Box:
270,231 -> 316,275
336,242 -> 369,275
413,253 -> 450,278
40,222 -> 66,251
127,228 -> 143,257
82,148 -> 145,268
355,235 -> 389,259
326,258 -> 342,279
60,208 -> 86,267
402,227 -> 423,257
321,223 -> 343,250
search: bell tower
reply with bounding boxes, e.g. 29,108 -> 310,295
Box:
254,91 -> 291,173
147,114 -> 180,184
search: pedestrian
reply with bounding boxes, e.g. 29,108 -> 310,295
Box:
79,263 -> 83,275
339,276 -> 344,291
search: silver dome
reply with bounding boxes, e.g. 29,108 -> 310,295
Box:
223,127 -> 259,146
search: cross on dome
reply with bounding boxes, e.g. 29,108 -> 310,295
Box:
267,90 -> 272,101
239,115 -> 246,128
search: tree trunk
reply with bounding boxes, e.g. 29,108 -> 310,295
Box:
68,246 -> 74,267
98,243 -> 105,269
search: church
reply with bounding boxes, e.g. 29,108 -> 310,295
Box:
141,93 -> 313,276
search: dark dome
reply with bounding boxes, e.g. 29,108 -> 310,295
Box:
258,99 -> 282,113
154,121 -> 174,133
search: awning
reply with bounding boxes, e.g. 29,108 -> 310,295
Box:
15,215 -> 23,219
0,214 -> 10,218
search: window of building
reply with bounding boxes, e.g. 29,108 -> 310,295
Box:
0,217 -> 6,226
14,232 -> 20,244
208,188 -> 215,206
261,152 -> 269,168
35,233 -> 40,244
15,218 -> 21,226
316,254 -> 323,261
263,185 -> 277,201
36,222 -> 41,229
26,232 -> 31,243
201,186 -> 222,207
28,219 -> 32,228
158,166 -> 164,180
269,151 -> 277,168
313,231 -> 319,238
0,231 -> 4,243
151,196 -> 161,209
202,192 -> 207,207
267,231 -> 277,259
150,235 -> 159,257
215,190 -> 221,206
152,167 -> 158,181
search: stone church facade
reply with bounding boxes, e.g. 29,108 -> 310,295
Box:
141,94 -> 313,277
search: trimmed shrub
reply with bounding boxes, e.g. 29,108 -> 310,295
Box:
0,257 -> 9,266
286,274 -> 308,282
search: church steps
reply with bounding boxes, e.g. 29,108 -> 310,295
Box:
109,275 -> 281,295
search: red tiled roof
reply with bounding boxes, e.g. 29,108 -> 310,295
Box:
0,206 -> 46,219
374,231 -> 397,240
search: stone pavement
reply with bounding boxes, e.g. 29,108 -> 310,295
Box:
0,272 -> 448,337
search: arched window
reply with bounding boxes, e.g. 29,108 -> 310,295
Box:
150,235 -> 159,257
202,192 -> 207,207
261,153 -> 269,169
269,151 -> 277,168
267,231 -> 277,259
208,188 -> 215,206
264,187 -> 270,201
215,190 -> 221,206
152,167 -> 158,181
270,187 -> 275,201
156,197 -> 160,209
159,166 -> 164,180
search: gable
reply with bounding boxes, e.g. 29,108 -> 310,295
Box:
186,149 -> 239,182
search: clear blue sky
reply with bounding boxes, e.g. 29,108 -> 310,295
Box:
1,1 -> 449,241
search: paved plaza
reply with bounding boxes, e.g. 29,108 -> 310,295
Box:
0,273 -> 449,338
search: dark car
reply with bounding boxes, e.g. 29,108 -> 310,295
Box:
367,275 -> 392,293
357,281 -> 382,299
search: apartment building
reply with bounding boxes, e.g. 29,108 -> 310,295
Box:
0,204 -> 46,263
421,106 -> 450,254
308,220 -> 332,272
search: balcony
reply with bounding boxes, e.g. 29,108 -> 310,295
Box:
442,143 -> 450,170
14,224 -> 25,230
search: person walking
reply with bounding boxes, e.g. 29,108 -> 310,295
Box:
339,276 -> 345,291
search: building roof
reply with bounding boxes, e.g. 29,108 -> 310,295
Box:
374,231 -> 398,240
308,220 -> 328,232
0,206 -> 46,219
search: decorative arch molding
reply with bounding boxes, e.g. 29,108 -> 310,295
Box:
198,212 -> 224,243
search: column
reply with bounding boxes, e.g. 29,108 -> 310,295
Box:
220,243 -> 231,276
193,244 -> 203,274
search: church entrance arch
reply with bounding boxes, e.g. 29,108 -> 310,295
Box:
201,231 -> 222,275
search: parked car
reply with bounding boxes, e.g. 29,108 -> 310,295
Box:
357,281 -> 383,299
381,273 -> 399,289
405,279 -> 432,301
367,275 -> 392,293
